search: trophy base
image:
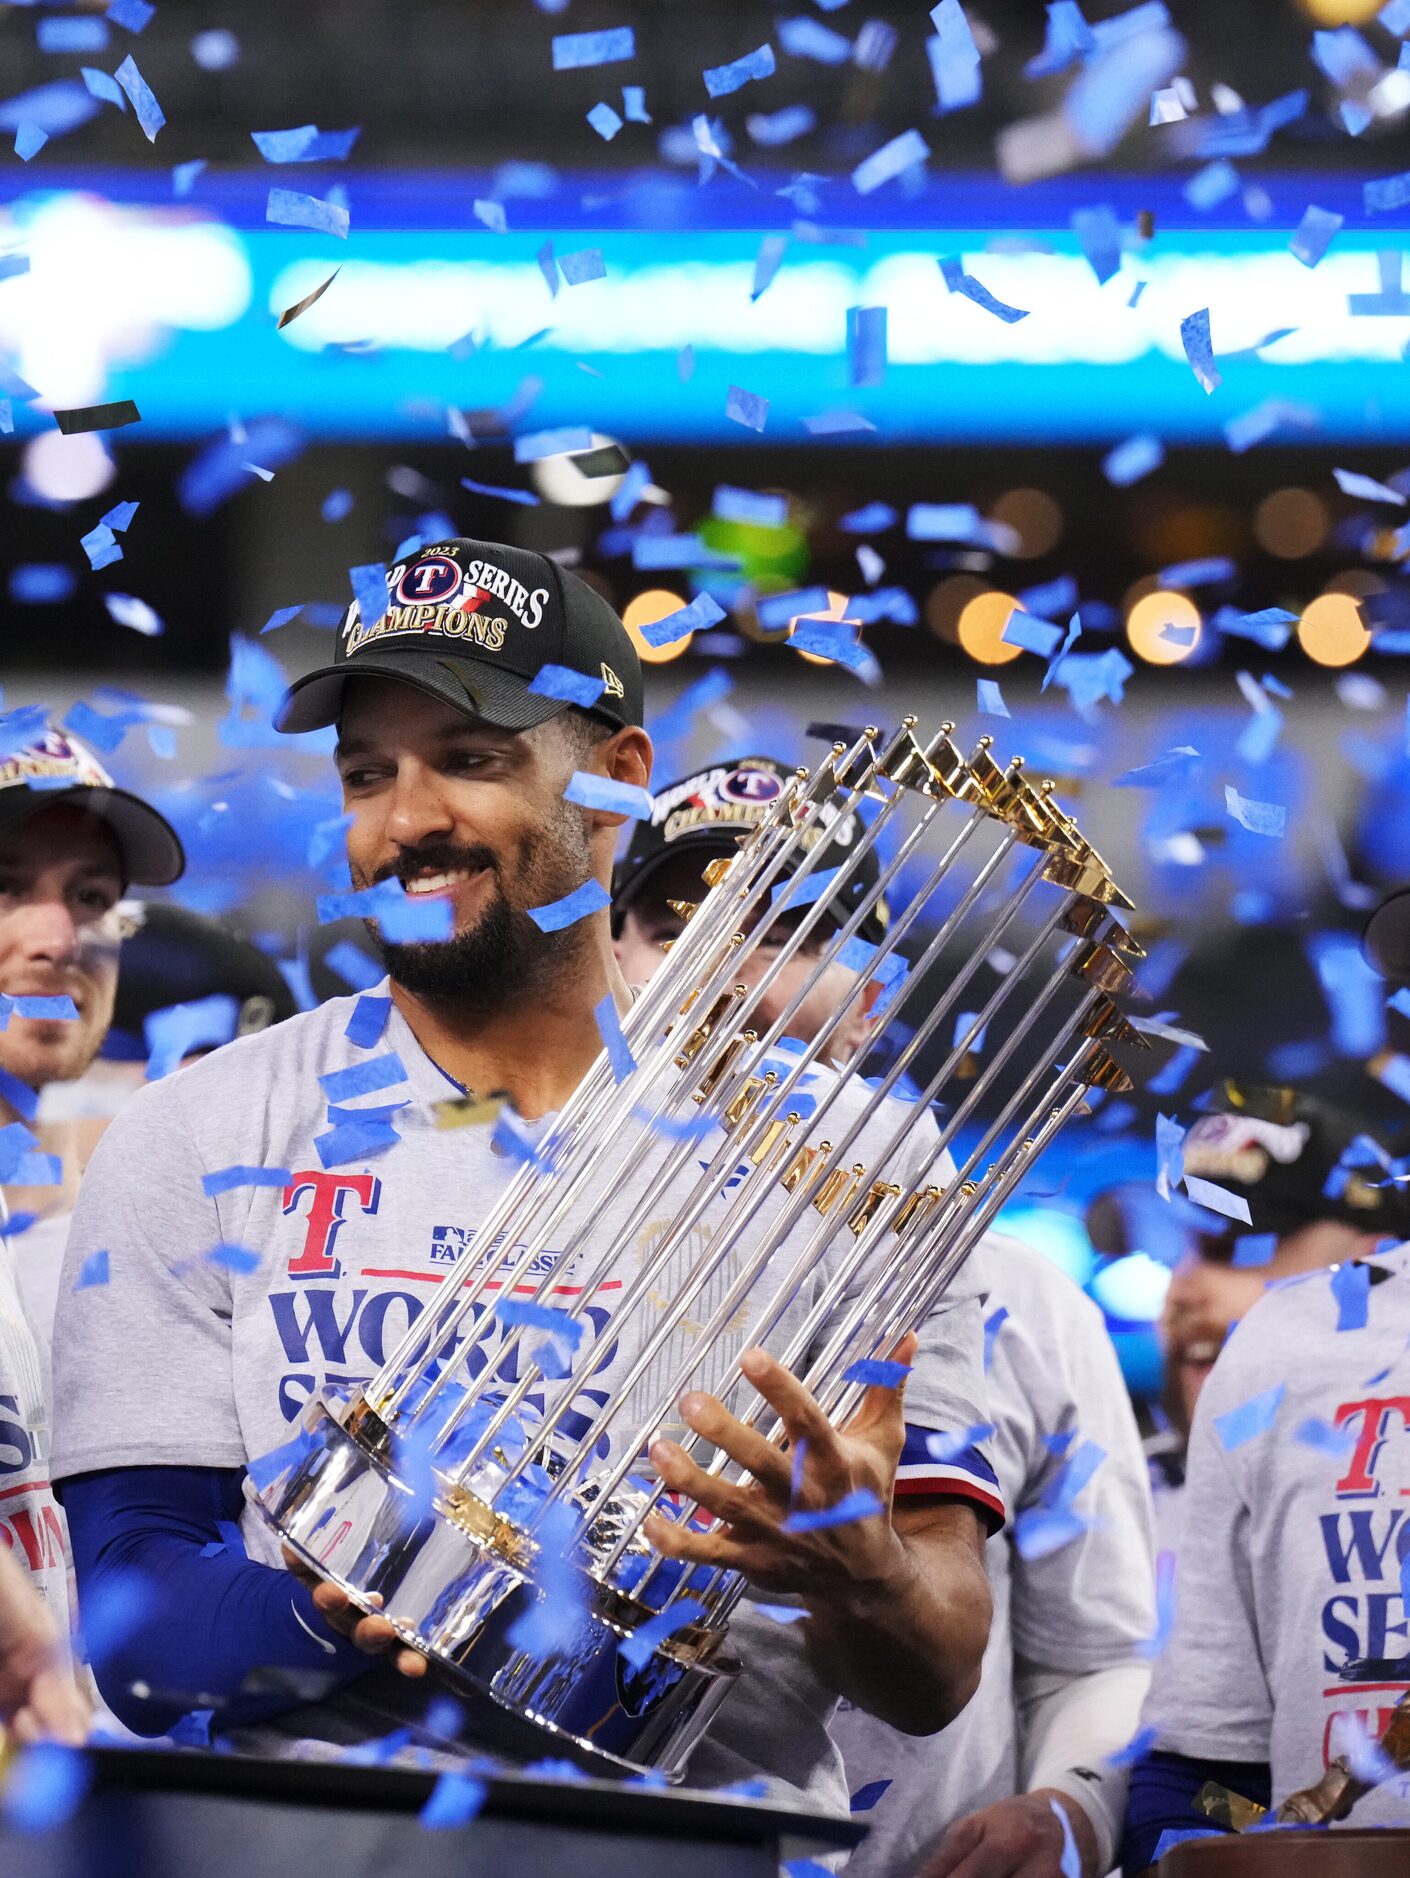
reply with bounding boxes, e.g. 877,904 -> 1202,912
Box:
252,1393 -> 740,1781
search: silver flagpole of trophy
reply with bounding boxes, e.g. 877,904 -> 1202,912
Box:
253,720 -> 1146,1780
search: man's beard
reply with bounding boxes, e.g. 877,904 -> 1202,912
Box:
356,816 -> 592,1012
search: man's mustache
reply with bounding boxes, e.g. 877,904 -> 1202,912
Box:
372,844 -> 499,889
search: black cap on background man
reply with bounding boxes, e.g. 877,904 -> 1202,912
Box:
613,754 -> 890,944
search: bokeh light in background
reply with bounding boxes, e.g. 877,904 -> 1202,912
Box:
989,489 -> 1064,561
22,431 -> 115,503
1297,591 -> 1372,667
1254,487 -> 1330,559
530,435 -> 627,508
925,575 -> 988,646
622,589 -> 690,664
1125,589 -> 1202,666
957,591 -> 1025,665
1295,0 -> 1382,21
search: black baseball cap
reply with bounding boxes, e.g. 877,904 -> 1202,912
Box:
102,903 -> 299,1062
1179,1082 -> 1402,1241
0,724 -> 184,887
612,755 -> 890,945
274,536 -> 643,736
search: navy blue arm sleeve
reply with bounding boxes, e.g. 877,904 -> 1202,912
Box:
61,1464 -> 373,1738
1121,1749 -> 1272,1876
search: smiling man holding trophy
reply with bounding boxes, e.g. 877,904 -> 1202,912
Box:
47,538 -> 1141,1820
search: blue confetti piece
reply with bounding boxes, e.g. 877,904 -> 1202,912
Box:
107,0 -> 155,27
497,1299 -> 585,1344
344,994 -> 391,1049
560,246 -> 606,287
849,1779 -> 892,1813
594,993 -> 637,1081
704,43 -> 776,97
460,475 -> 539,507
14,123 -> 47,161
74,1249 -> 110,1290
378,892 -> 455,945
1232,1233 -> 1277,1267
789,620 -> 877,681
347,562 -> 388,630
842,1358 -> 910,1388
924,1423 -> 995,1464
420,1771 -> 487,1830
1365,173 -> 1410,218
1214,1381 -> 1285,1452
1050,1797 -> 1082,1878
851,127 -> 928,195
619,1599 -> 709,1670
83,67 -> 128,111
1002,612 -> 1063,656
514,426 -> 594,463
1184,159 -> 1239,212
315,1116 -> 400,1169
38,17 -> 109,53
527,878 -> 611,932
1332,1261 -> 1370,1331
632,1105 -> 716,1143
976,678 -> 1009,718
528,664 -> 606,708
757,586 -> 830,630
778,16 -> 852,64
1103,433 -> 1163,487
0,1064 -> 37,1123
622,84 -> 651,123
206,1241 -> 261,1275
782,1487 -> 883,1534
983,1305 -> 1009,1371
201,1165 -> 293,1197
641,592 -> 727,649
319,1052 -> 408,1102
587,100 -> 624,141
266,187 -> 349,239
1071,203 -> 1122,284
1014,1505 -> 1089,1561
725,385 -> 769,432
1290,204 -> 1342,269
172,158 -> 205,196
14,995 -> 78,1021
1180,308 -> 1220,394
80,522 -> 122,570
754,1602 -> 810,1624
939,256 -> 1028,323
552,26 -> 635,69
1294,1416 -> 1356,1458
1225,785 -> 1285,838
564,772 -> 653,819
251,125 -> 360,163
324,940 -> 383,990
847,304 -> 887,387
1,1742 -> 91,1835
713,486 -> 787,528
113,53 -> 162,140
1160,557 -> 1234,587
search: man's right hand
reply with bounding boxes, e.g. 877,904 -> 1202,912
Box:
0,1547 -> 90,1745
281,1547 -> 428,1680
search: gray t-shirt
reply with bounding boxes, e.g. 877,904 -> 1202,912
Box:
50,986 -> 998,1812
1144,1244 -> 1410,1825
834,1234 -> 1155,1875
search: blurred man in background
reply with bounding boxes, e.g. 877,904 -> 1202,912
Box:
0,724 -> 183,1730
1093,1083 -> 1403,1554
615,757 -> 1156,1878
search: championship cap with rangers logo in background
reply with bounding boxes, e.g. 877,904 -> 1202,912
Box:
0,723 -> 184,886
274,536 -> 643,736
612,754 -> 891,946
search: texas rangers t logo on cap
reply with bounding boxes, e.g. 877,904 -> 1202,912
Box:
396,555 -> 461,604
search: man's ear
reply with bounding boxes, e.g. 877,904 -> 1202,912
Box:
606,725 -> 652,791
836,974 -> 885,1060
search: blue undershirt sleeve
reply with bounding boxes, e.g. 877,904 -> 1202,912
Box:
61,1464 -> 373,1738
1121,1749 -> 1272,1876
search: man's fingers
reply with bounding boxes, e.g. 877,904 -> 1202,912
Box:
675,1391 -> 792,1495
923,1813 -> 985,1878
648,1439 -> 778,1536
642,1511 -> 742,1572
738,1347 -> 838,1455
28,1669 -> 90,1746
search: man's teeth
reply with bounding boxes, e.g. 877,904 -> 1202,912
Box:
405,868 -> 475,895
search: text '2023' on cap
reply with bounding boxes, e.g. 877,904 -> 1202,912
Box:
274,537 -> 644,736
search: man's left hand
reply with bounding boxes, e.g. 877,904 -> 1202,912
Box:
643,1334 -> 917,1609
923,1791 -> 1096,1878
